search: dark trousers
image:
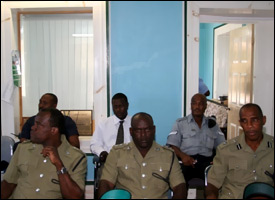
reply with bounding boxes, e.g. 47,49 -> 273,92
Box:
180,154 -> 213,188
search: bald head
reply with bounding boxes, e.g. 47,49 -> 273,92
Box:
131,112 -> 154,127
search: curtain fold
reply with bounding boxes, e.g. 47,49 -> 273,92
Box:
21,14 -> 94,116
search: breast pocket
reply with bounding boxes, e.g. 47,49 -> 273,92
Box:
151,163 -> 170,189
229,159 -> 248,184
182,131 -> 199,147
117,161 -> 138,177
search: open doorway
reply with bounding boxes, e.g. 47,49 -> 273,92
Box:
187,1 -> 274,139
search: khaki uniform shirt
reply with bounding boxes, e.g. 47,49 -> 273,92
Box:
101,141 -> 185,199
208,133 -> 274,199
3,135 -> 87,199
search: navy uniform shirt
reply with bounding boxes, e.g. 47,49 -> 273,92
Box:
208,133 -> 274,199
167,114 -> 225,157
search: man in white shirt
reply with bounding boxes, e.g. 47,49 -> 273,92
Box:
90,93 -> 132,162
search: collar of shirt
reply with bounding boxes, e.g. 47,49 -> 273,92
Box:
112,114 -> 131,126
239,132 -> 271,153
129,141 -> 163,162
187,114 -> 207,126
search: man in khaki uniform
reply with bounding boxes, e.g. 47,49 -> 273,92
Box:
205,103 -> 274,199
98,112 -> 187,199
1,108 -> 87,199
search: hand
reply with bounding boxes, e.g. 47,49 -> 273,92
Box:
99,151 -> 108,163
41,146 -> 62,167
181,154 -> 197,168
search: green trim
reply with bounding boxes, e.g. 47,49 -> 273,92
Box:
106,1 -> 111,117
85,180 -> 95,185
183,1 -> 187,116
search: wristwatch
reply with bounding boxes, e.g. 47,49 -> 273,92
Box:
57,167 -> 67,175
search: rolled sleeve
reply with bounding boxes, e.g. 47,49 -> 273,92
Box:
166,122 -> 182,147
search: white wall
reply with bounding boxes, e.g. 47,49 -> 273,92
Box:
253,21 -> 274,136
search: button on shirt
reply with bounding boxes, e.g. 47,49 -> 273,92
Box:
101,141 -> 185,199
3,135 -> 87,199
167,114 -> 225,157
208,133 -> 274,199
90,115 -> 132,156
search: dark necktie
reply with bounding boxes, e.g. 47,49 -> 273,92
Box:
115,120 -> 124,145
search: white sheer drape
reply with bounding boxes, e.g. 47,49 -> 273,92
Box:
21,14 -> 94,116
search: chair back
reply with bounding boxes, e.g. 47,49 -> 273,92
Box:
204,165 -> 212,186
243,182 -> 274,199
101,189 -> 131,199
1,136 -> 15,163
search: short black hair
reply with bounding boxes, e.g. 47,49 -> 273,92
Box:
131,112 -> 154,127
39,108 -> 65,133
239,103 -> 263,118
112,93 -> 128,103
43,93 -> 58,104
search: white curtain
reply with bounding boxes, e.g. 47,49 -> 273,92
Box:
21,14 -> 94,116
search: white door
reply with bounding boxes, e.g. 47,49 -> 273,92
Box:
227,24 -> 254,139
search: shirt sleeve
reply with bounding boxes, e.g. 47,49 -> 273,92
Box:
20,116 -> 35,139
213,125 -> 226,149
90,122 -> 106,156
207,146 -> 227,189
169,154 -> 186,189
3,143 -> 21,184
69,154 -> 87,191
100,147 -> 118,185
64,116 -> 79,137
166,121 -> 182,147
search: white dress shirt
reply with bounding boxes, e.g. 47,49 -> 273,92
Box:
90,115 -> 132,156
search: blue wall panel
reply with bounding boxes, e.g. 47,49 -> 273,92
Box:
110,1 -> 183,145
199,23 -> 222,99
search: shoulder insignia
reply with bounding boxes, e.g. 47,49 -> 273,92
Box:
267,141 -> 273,148
236,143 -> 242,150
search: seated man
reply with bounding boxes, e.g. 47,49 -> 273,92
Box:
98,112 -> 187,199
90,93 -> 132,162
20,93 -> 80,148
167,93 -> 225,187
1,108 -> 87,199
205,103 -> 274,199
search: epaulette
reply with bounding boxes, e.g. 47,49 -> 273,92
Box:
218,139 -> 237,150
176,117 -> 187,123
22,139 -> 31,144
112,143 -> 129,150
71,146 -> 86,156
162,145 -> 174,152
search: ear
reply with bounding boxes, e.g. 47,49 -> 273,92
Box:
262,116 -> 266,125
51,127 -> 59,136
129,127 -> 133,136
